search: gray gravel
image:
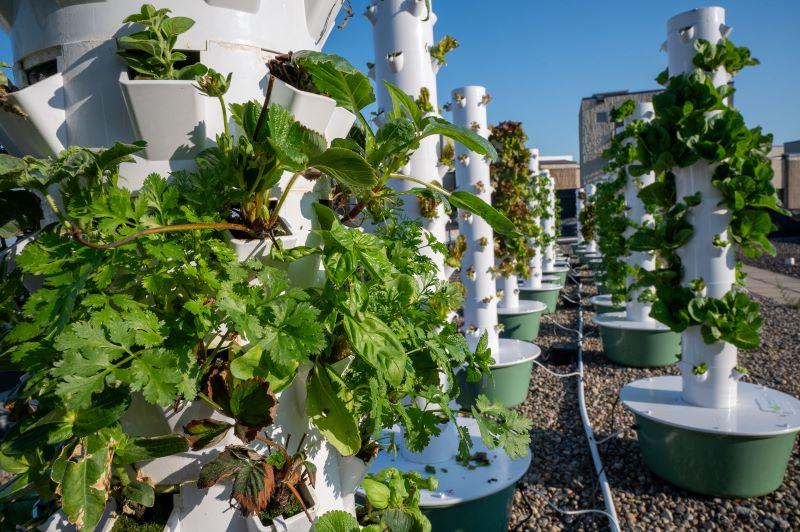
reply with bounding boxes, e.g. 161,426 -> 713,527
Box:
509,259 -> 800,531
738,237 -> 800,280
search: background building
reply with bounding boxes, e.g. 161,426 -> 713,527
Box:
578,89 -> 662,185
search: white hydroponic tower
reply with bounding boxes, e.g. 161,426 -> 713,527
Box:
367,0 -> 446,277
0,1 -> 375,528
621,6 -> 800,498
451,85 -> 500,355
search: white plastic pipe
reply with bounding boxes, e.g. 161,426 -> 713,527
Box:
623,103 -> 656,323
667,7 -> 737,409
451,85 -> 500,357
368,0 -> 446,278
542,170 -> 557,271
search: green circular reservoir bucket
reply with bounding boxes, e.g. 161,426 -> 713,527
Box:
497,300 -> 547,341
519,283 -> 561,313
593,312 -> 679,367
457,339 -> 540,409
423,484 -> 517,532
589,294 -> 623,315
543,266 -> 569,286
622,377 -> 800,498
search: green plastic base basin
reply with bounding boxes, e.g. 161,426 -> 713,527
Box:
498,310 -> 544,342
595,282 -> 610,295
423,484 -> 516,532
594,301 -> 622,315
598,323 -> 679,368
519,287 -> 560,313
634,415 -> 798,498
456,359 -> 535,409
546,270 -> 568,285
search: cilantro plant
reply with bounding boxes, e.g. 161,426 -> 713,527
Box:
627,38 -> 783,348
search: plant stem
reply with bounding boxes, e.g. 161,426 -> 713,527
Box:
71,222 -> 256,250
252,75 -> 276,142
218,96 -> 229,137
389,173 -> 451,197
268,172 -> 301,229
197,392 -> 225,412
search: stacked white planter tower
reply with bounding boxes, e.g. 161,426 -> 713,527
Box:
520,163 -> 563,309
581,182 -> 599,257
367,0 -> 446,277
575,188 -> 585,246
521,149 -> 544,290
621,6 -> 800,497
0,1 -> 378,529
592,103 -> 678,364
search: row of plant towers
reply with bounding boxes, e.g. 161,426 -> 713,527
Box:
576,6 -> 800,500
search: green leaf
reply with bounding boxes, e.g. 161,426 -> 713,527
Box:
0,154 -> 28,191
123,479 -> 155,507
342,313 -> 407,386
314,510 -> 360,532
419,117 -> 498,160
306,364 -> 361,456
116,434 -> 190,464
362,477 -> 391,509
162,16 -> 194,36
71,387 -> 132,437
229,379 -> 277,442
292,51 -> 376,114
60,435 -> 112,531
448,191 -> 517,237
309,148 -> 377,187
383,81 -> 422,126
183,419 -> 232,451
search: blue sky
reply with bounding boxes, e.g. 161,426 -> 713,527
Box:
2,1 -> 798,158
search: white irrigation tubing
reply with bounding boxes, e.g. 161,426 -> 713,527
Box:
574,268 -> 622,532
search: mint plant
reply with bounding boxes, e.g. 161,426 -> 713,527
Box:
117,4 -> 207,80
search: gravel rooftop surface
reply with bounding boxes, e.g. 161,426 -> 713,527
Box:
739,237 -> 800,280
509,258 -> 800,531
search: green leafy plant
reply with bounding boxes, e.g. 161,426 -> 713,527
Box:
429,35 -> 459,65
627,37 -> 782,349
117,4 -> 207,80
489,121 -> 539,279
315,467 -> 436,532
0,61 -> 26,117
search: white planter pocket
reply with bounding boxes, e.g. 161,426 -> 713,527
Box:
386,52 -> 404,73
119,72 -> 209,164
245,482 -> 318,532
0,73 -> 66,157
337,454 -> 374,514
269,78 -> 337,137
204,0 -> 261,13
226,232 -> 297,264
